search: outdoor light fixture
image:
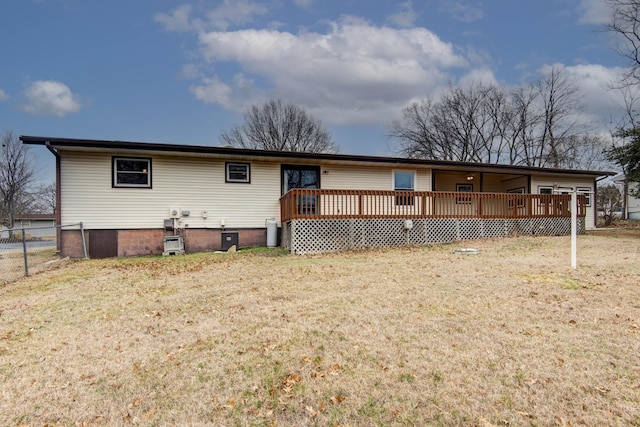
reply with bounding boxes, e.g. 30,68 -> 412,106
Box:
466,174 -> 474,181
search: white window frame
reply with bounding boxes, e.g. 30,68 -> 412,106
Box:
393,170 -> 415,206
393,170 -> 415,191
226,162 -> 251,183
113,157 -> 151,188
538,186 -> 553,194
558,186 -> 573,195
577,187 -> 592,207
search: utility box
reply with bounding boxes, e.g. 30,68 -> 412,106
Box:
221,232 -> 239,251
163,235 -> 185,256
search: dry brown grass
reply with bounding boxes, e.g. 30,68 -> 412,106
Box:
1,230 -> 639,426
1,247 -> 64,285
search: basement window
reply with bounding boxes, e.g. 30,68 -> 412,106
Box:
113,157 -> 151,188
226,162 -> 251,183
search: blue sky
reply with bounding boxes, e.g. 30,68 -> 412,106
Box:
0,0 -> 628,183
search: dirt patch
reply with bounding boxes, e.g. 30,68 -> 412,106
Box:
1,231 -> 639,426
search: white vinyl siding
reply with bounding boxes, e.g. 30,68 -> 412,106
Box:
434,171 -> 528,193
628,183 -> 640,219
320,165 -> 432,191
434,171 -> 479,192
60,152 -> 281,229
58,149 -> 600,230
531,176 -> 597,229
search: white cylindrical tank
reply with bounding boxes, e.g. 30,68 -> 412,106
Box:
266,218 -> 278,247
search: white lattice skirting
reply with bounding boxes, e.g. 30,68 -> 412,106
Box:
284,217 -> 585,255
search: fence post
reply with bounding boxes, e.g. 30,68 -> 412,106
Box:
80,222 -> 88,259
22,228 -> 29,277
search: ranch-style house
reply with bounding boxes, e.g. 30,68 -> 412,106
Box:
21,135 -> 615,258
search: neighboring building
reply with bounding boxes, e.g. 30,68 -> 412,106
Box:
0,213 -> 56,239
21,136 -> 615,258
613,173 -> 640,220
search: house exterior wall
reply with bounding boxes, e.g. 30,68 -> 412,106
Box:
0,219 -> 56,239
433,171 -> 479,192
628,183 -> 640,220
60,152 -> 282,230
19,220 -> 56,238
434,171 -> 528,193
321,165 -> 432,191
530,176 -> 597,228
54,149 -> 603,257
501,176 -> 529,193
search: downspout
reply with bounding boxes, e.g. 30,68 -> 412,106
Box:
45,141 -> 62,253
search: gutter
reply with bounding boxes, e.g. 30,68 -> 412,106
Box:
21,135 -> 618,178
45,141 -> 62,253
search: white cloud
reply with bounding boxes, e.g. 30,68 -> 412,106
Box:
154,4 -> 197,32
193,17 -> 468,124
155,1 -> 268,32
0,89 -> 9,101
205,0 -> 268,31
386,1 -> 418,28
22,80 -> 82,117
535,63 -> 629,136
558,63 -> 626,116
458,68 -> 498,88
190,76 -> 233,108
577,0 -> 611,25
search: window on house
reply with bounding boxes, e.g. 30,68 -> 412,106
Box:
113,157 -> 151,188
394,171 -> 415,205
577,187 -> 591,206
226,162 -> 251,183
558,187 -> 573,194
538,186 -> 553,195
456,183 -> 473,204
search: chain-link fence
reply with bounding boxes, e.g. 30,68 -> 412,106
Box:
0,223 -> 86,285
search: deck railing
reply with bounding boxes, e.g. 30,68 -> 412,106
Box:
280,189 -> 586,222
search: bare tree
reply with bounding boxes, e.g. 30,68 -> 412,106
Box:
220,100 -> 338,153
607,127 -> 640,197
389,71 -> 596,169
509,84 -> 545,166
537,65 -> 583,168
606,85 -> 640,218
32,182 -> 56,214
606,0 -> 640,86
605,1 -> 640,217
0,131 -> 36,232
597,183 -> 623,226
390,83 -> 509,163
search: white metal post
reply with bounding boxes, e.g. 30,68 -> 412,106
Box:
571,191 -> 577,269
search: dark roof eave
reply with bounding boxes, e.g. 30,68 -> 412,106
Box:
20,135 -> 617,177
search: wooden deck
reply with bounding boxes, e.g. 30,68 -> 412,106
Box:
280,189 -> 586,222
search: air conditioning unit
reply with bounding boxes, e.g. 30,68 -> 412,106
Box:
169,207 -> 181,219
163,235 -> 184,256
